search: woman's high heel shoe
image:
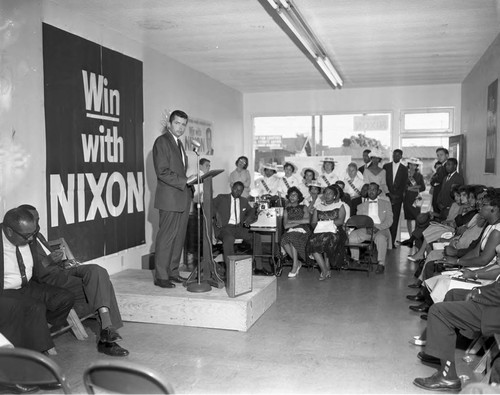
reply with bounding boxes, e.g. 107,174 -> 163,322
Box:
288,263 -> 302,278
319,270 -> 331,281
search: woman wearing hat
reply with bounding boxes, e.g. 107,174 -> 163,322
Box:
304,180 -> 322,215
403,157 -> 426,235
319,157 -> 340,188
229,156 -> 251,198
362,148 -> 388,195
254,163 -> 281,199
298,167 -> 318,199
278,161 -> 302,197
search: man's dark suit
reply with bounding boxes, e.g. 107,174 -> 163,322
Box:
430,164 -> 447,213
0,228 -> 74,351
383,161 -> 408,245
213,194 -> 265,269
425,282 -> 500,362
153,131 -> 192,281
436,171 -> 464,219
32,233 -> 122,328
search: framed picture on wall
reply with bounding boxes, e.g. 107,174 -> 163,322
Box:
485,79 -> 497,174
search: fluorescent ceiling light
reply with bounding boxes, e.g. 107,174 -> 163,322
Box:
264,0 -> 343,88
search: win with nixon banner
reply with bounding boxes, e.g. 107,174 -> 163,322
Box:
43,24 -> 145,262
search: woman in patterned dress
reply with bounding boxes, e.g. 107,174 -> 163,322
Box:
403,157 -> 426,234
308,185 -> 347,280
280,187 -> 311,278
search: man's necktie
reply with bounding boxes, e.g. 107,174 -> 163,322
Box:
234,198 -> 239,224
177,139 -> 185,166
15,247 -> 28,287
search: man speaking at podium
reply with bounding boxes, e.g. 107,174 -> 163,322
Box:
153,110 -> 193,289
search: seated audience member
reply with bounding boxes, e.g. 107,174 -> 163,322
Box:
362,149 -> 389,196
304,181 -> 322,216
413,279 -> 500,392
358,149 -> 371,174
229,156 -> 251,198
348,182 -> 393,274
213,182 -> 270,276
318,157 -> 340,188
307,185 -> 347,280
407,185 -> 479,262
298,167 -> 318,199
1,207 -> 74,342
435,158 -> 464,220
254,163 -> 282,204
280,187 -> 311,278
343,162 -> 364,216
335,181 -> 351,221
192,158 -> 211,204
19,204 -> 129,357
278,161 -> 302,198
408,190 -> 500,311
407,213 -> 487,289
403,157 -> 426,236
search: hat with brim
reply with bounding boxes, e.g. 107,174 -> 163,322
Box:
320,157 -> 338,164
283,161 -> 298,173
262,163 -> 278,172
301,167 -> 319,179
308,180 -> 323,191
368,148 -> 384,159
407,157 -> 423,167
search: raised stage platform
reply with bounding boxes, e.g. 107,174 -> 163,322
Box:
110,269 -> 277,332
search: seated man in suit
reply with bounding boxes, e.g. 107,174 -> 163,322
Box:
19,204 -> 129,357
1,207 -> 74,347
213,182 -> 271,275
413,280 -> 500,392
348,182 -> 393,274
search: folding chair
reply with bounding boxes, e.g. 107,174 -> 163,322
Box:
0,347 -> 72,393
344,215 -> 377,276
83,360 -> 174,394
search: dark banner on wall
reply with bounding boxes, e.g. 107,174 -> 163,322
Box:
42,23 -> 145,262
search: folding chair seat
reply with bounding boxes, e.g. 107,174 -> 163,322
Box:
344,215 -> 377,275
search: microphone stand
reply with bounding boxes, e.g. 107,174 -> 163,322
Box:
187,146 -> 211,293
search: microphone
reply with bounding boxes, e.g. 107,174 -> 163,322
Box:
191,139 -> 201,152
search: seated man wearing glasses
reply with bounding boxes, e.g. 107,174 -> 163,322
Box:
19,204 -> 129,358
1,207 -> 74,350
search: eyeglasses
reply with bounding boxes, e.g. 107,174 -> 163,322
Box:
9,224 -> 40,241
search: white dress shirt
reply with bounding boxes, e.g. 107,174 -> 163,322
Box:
2,231 -> 34,290
367,199 -> 381,225
228,196 -> 241,225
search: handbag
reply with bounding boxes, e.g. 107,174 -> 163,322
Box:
314,220 -> 337,234
412,193 -> 423,208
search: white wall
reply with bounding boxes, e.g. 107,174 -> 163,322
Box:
243,84 -> 462,177
462,33 -> 500,186
0,0 -> 243,274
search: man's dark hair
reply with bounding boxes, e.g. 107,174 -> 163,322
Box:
18,204 -> 37,212
232,181 -> 244,190
447,158 -> 458,167
169,110 -> 188,123
3,207 -> 34,229
436,147 -> 449,156
393,149 -> 403,155
199,158 -> 210,166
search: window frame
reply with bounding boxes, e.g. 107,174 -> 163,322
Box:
400,107 -> 455,136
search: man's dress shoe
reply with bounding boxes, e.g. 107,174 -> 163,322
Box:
421,314 -> 428,321
100,327 -> 122,343
413,371 -> 461,391
170,276 -> 187,284
417,351 -> 441,365
154,279 -> 175,288
0,384 -> 39,394
97,341 -> 129,357
375,265 -> 385,274
409,303 -> 430,313
406,293 -> 424,302
400,239 -> 414,247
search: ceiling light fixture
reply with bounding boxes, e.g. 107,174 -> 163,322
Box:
263,0 -> 343,88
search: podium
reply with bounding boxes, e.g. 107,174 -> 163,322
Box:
185,169 -> 225,291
